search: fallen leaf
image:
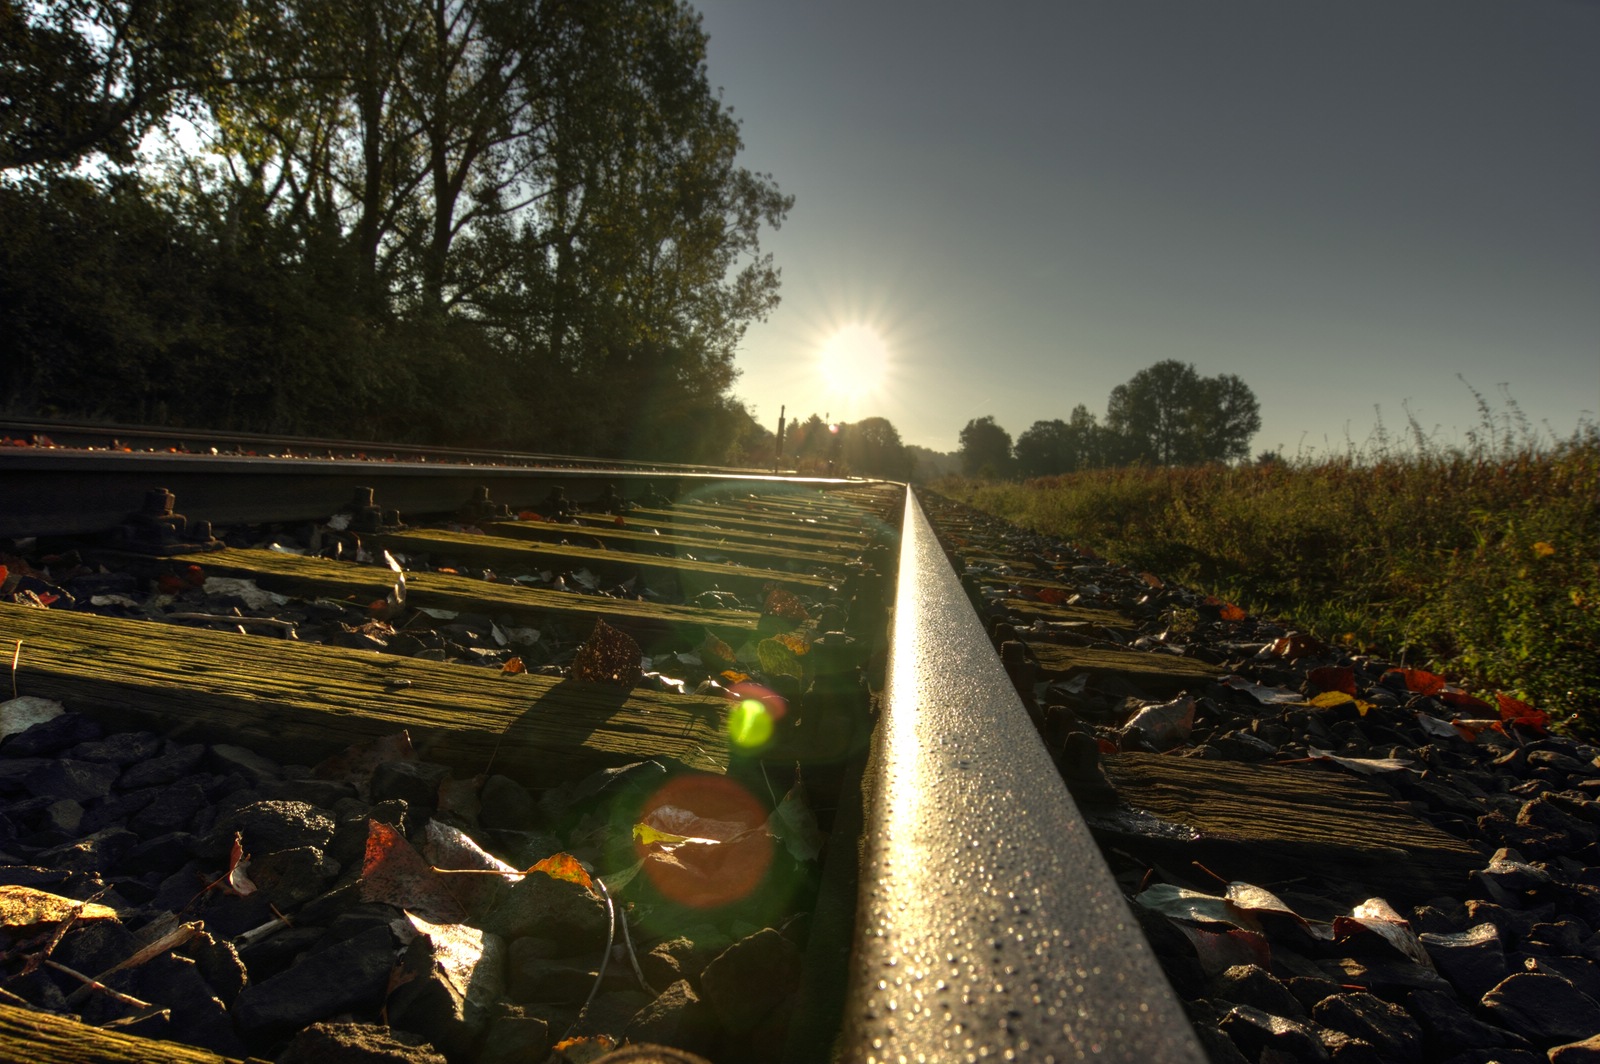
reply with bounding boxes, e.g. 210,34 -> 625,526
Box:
1175,922 -> 1272,976
360,820 -> 467,923
1532,541 -> 1557,558
570,619 -> 642,686
1121,694 -> 1196,750
1133,884 -> 1261,931
1383,668 -> 1446,696
767,782 -> 825,863
501,657 -> 525,675
552,1035 -> 616,1063
756,636 -> 806,683
1308,666 -> 1357,695
1269,632 -> 1323,658
1036,587 -> 1069,605
1496,692 -> 1548,735
529,852 -> 593,893
1222,675 -> 1305,705
1415,712 -> 1463,742
1309,691 -> 1356,709
762,586 -> 810,623
221,833 -> 256,897
699,630 -> 737,667
1334,898 -> 1433,968
1306,748 -> 1415,775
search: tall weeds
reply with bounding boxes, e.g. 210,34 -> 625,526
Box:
942,411 -> 1600,736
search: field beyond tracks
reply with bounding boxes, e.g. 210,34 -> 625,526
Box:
940,426 -> 1600,735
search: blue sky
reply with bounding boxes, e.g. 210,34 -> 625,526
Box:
694,0 -> 1599,456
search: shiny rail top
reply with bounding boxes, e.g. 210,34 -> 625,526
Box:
842,489 -> 1206,1064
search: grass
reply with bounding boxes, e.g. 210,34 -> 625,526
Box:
939,410 -> 1600,737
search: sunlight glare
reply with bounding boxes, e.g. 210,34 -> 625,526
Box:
817,324 -> 890,400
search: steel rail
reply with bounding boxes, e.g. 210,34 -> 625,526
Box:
0,416 -> 770,476
840,488 -> 1206,1064
0,451 -> 847,538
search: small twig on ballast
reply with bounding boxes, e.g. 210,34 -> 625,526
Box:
47,960 -> 158,1012
167,613 -> 296,632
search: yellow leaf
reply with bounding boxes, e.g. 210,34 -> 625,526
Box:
1310,691 -> 1355,708
633,823 -> 694,846
1532,541 -> 1557,558
529,852 -> 592,892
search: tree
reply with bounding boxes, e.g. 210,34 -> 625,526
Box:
958,416 -> 1013,478
841,416 -> 911,479
1104,360 -> 1259,465
0,0 -> 232,171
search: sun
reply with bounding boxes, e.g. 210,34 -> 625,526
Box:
817,324 -> 890,401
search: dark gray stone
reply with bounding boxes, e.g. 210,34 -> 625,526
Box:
129,779 -> 210,839
25,759 -> 120,803
126,952 -> 248,1058
180,930 -> 247,1006
201,799 -> 335,863
1210,963 -> 1306,1021
386,925 -> 506,1059
478,775 -> 537,832
1218,1004 -> 1329,1063
78,787 -> 157,834
247,844 -> 339,908
370,760 -> 451,811
207,743 -> 282,784
232,925 -> 396,1035
625,979 -> 718,1056
1311,992 -> 1423,1060
119,742 -> 206,789
1420,922 -> 1508,999
700,928 -> 803,1035
1481,971 -> 1600,1047
1404,989 -> 1531,1057
1551,1034 -> 1600,1064
120,831 -> 197,876
66,732 -> 161,766
505,938 -> 595,1004
275,1021 -> 448,1063
482,870 -> 608,953
35,827 -> 136,874
54,918 -> 137,977
2,713 -> 102,756
476,1012 -> 551,1064
0,757 -> 51,792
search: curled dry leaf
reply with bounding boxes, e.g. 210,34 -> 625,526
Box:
221,833 -> 256,897
1383,668 -> 1447,696
529,852 -> 593,893
1305,748 -> 1416,776
570,619 -> 642,687
1334,897 -> 1433,968
1496,692 -> 1548,735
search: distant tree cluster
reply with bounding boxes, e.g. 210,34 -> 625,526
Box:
959,360 -> 1262,477
0,0 -> 790,463
779,413 -> 913,480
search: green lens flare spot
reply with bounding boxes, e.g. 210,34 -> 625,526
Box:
727,698 -> 774,749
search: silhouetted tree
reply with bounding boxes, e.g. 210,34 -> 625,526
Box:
1105,360 -> 1259,465
958,415 -> 1014,478
841,416 -> 911,478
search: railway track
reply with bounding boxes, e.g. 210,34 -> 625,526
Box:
0,444 -> 1205,1063
10,432 -> 1592,1063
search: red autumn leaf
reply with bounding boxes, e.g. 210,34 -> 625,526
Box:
613,516 -> 626,527
360,820 -> 467,923
530,852 -> 593,893
551,1035 -> 616,1063
501,656 -> 525,675
156,573 -> 186,595
1269,632 -> 1323,659
570,619 -> 642,686
212,833 -> 256,897
699,630 -> 737,666
1308,666 -> 1357,696
182,564 -> 204,587
1036,587 -> 1069,605
1438,689 -> 1492,712
762,586 -> 810,623
1496,693 -> 1549,735
1383,668 -> 1447,696
1219,603 -> 1247,622
0,565 -> 8,587
517,510 -> 543,521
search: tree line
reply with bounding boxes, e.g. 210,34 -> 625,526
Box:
0,0 -> 789,463
958,361 -> 1263,477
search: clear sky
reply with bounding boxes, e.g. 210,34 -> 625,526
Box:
693,0 -> 1599,457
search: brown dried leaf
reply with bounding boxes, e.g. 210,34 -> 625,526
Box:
0,887 -> 118,930
570,619 -> 641,686
762,586 -> 810,624
360,820 -> 466,923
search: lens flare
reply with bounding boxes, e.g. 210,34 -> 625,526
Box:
728,698 -> 775,748
634,774 -> 773,909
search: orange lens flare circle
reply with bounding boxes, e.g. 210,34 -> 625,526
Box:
635,774 -> 773,909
